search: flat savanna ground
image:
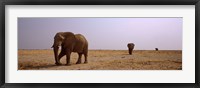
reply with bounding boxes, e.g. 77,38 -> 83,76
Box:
18,50 -> 182,70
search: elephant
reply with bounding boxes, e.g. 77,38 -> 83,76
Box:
155,48 -> 159,51
51,32 -> 88,66
127,43 -> 135,55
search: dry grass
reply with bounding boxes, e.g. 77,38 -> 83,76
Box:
18,50 -> 182,70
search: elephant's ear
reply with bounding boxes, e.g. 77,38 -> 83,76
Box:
66,33 -> 76,42
62,32 -> 76,47
59,33 -> 65,40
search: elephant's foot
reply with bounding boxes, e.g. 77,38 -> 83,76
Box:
55,62 -> 62,66
65,64 -> 71,66
76,61 -> 81,64
84,61 -> 88,64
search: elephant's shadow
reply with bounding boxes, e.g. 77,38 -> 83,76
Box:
27,64 -> 66,69
121,54 -> 132,55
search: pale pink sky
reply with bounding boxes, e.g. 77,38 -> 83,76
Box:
18,18 -> 182,50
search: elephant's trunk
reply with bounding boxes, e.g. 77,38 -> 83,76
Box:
128,48 -> 133,55
53,46 -> 59,65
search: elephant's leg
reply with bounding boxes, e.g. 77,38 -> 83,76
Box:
57,51 -> 65,65
55,48 -> 65,65
84,53 -> 88,64
130,49 -> 133,54
76,53 -> 82,64
55,53 -> 63,65
66,51 -> 71,66
129,48 -> 133,55
128,49 -> 131,55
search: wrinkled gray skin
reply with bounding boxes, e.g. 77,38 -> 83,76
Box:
52,32 -> 88,66
127,43 -> 135,55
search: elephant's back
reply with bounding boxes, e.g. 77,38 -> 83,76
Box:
75,34 -> 88,44
73,34 -> 88,53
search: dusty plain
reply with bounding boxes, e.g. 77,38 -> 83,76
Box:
18,50 -> 182,70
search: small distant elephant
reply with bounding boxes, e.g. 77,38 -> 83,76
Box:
127,43 -> 135,55
155,48 -> 159,51
51,32 -> 88,66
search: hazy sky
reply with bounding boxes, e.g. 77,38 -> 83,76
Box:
18,18 -> 182,50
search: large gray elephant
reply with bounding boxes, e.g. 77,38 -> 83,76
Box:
127,43 -> 135,55
51,32 -> 88,66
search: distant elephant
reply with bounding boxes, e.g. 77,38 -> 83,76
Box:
51,32 -> 88,66
127,43 -> 135,55
155,48 -> 159,51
